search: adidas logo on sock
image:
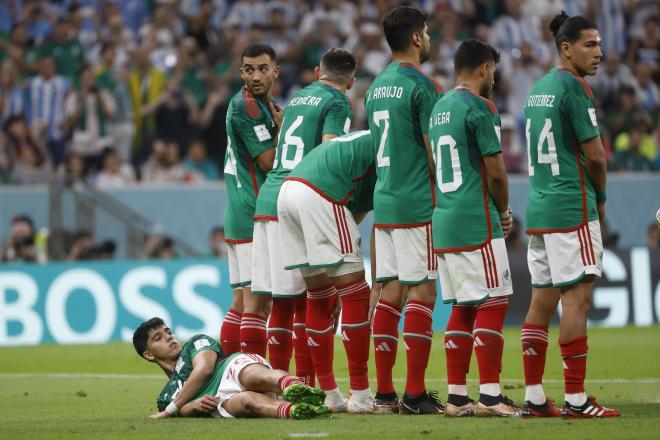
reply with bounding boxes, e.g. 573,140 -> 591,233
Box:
268,336 -> 280,345
445,340 -> 458,349
375,342 -> 391,352
341,331 -> 350,341
240,342 -> 247,347
523,347 -> 538,356
307,337 -> 320,347
473,337 -> 485,347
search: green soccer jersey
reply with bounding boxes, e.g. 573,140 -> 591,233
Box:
287,130 -> 375,205
429,88 -> 504,251
255,81 -> 353,219
524,68 -> 601,232
224,87 -> 277,241
365,62 -> 443,227
156,335 -> 233,411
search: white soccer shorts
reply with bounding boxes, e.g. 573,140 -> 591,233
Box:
215,353 -> 275,418
437,238 -> 513,304
375,225 -> 438,285
527,220 -> 603,288
227,242 -> 252,289
251,219 -> 306,297
278,180 -> 364,278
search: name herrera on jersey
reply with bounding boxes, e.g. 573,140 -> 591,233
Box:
367,86 -> 404,101
288,96 -> 323,107
526,94 -> 556,108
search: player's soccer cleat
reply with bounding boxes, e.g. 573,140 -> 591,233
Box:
323,388 -> 348,413
561,396 -> 620,418
522,398 -> 562,417
282,382 -> 326,406
399,391 -> 445,415
373,393 -> 399,415
445,399 -> 477,417
347,389 -> 375,414
290,403 -> 332,420
476,394 -> 522,417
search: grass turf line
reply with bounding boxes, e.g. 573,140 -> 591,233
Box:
0,326 -> 658,439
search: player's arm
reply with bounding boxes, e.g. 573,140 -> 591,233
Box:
483,152 -> 512,238
582,135 -> 607,219
414,85 -> 440,179
255,148 -> 276,172
178,395 -> 221,417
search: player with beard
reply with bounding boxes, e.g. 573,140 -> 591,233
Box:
520,12 -> 618,418
219,44 -> 283,357
429,39 -> 519,417
364,5 -> 444,415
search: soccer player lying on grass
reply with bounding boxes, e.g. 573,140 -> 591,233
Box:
132,318 -> 329,420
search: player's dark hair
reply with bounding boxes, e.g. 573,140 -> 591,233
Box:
382,5 -> 428,52
241,43 -> 277,63
549,11 -> 598,50
133,317 -> 165,357
319,48 -> 357,83
454,39 -> 500,73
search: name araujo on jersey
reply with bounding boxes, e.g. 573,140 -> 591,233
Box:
366,86 -> 404,101
526,94 -> 556,108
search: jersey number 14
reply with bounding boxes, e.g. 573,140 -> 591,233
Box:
526,118 -> 559,176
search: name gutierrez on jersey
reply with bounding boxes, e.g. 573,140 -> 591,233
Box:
366,86 -> 404,101
288,96 -> 323,107
429,112 -> 451,128
526,94 -> 556,108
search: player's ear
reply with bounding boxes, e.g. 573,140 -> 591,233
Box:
347,76 -> 355,91
273,64 -> 280,79
561,41 -> 572,59
314,66 -> 320,81
142,350 -> 155,362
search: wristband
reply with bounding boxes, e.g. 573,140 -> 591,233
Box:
499,210 -> 511,220
165,401 -> 179,416
596,191 -> 606,203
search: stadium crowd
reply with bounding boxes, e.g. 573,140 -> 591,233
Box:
0,0 -> 658,188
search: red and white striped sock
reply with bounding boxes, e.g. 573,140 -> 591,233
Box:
474,297 -> 508,393
278,374 -> 304,392
240,313 -> 267,356
306,285 -> 338,391
220,307 -> 242,356
337,278 -> 371,391
372,299 -> 402,395
445,305 -> 477,392
293,294 -> 315,386
268,297 -> 295,371
277,402 -> 293,419
403,300 -> 435,396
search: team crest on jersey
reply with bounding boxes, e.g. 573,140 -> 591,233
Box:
175,357 -> 184,373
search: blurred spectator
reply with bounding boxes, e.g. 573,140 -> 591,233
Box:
507,42 -> 544,119
65,63 -> 116,160
25,55 -> 70,165
67,230 -> 116,260
127,46 -> 166,162
95,147 -> 136,189
604,86 -> 642,137
226,0 -> 270,34
634,63 -> 660,112
143,230 -> 175,259
591,0 -> 627,55
141,138 -> 185,184
107,0 -> 150,35
37,16 -> 84,80
613,113 -> 657,164
95,43 -> 135,162
171,37 -> 208,106
55,151 -> 87,188
1,214 -> 37,262
138,2 -> 181,71
181,138 -> 219,181
490,0 -> 540,61
346,22 -> 390,80
182,0 -> 224,51
499,114 -> 523,173
22,1 -> 55,45
611,121 -> 655,172
209,225 -> 228,258
0,114 -> 52,185
590,52 -> 638,108
0,60 -> 25,122
627,15 -> 659,70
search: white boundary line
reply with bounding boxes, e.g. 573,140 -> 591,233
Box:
0,372 -> 658,384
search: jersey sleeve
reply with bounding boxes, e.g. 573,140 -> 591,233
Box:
468,108 -> 502,157
186,334 -> 223,360
562,82 -> 600,143
413,84 -> 440,135
233,106 -> 275,158
322,98 -> 353,136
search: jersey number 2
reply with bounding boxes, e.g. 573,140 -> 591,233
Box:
373,110 -> 390,167
526,118 -> 559,176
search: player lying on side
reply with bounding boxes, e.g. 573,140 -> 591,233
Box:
278,130 -> 377,413
132,318 -> 329,419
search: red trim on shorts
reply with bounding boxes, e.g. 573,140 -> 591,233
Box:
338,204 -> 352,253
254,215 -> 278,221
248,157 -> 259,196
480,247 -> 492,289
374,221 -> 431,229
285,177 -> 352,205
333,204 -> 346,254
225,238 -> 253,244
577,226 -> 587,265
583,223 -> 596,265
487,241 -> 499,288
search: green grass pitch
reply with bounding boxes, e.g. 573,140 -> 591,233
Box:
1,326 -> 659,439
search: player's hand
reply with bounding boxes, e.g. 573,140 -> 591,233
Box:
331,295 -> 342,333
270,102 -> 284,128
192,395 -> 220,414
368,283 -> 382,326
149,410 -> 171,419
500,209 -> 513,239
597,202 -> 605,221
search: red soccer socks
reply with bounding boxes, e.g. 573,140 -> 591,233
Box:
220,307 -> 242,355
240,312 -> 267,357
306,285 -> 338,391
268,297 -> 295,371
560,336 -> 588,395
372,299 -> 401,395
473,297 -> 508,391
522,323 -> 549,386
403,300 -> 435,396
293,295 -> 315,386
337,279 -> 371,391
445,305 -> 477,389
